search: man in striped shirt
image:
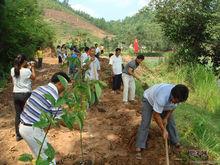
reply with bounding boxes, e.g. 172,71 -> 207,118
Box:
19,72 -> 70,164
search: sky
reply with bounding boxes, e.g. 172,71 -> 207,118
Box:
66,0 -> 150,21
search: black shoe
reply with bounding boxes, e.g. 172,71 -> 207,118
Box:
16,136 -> 23,141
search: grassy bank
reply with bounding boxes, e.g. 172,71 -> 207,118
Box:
136,56 -> 220,160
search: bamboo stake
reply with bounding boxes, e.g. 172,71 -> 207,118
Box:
165,139 -> 170,165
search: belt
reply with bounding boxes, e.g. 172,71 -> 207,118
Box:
20,121 -> 33,126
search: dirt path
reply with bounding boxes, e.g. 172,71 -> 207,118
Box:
0,57 -> 181,165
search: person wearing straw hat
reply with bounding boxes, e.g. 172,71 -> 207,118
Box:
135,83 -> 189,159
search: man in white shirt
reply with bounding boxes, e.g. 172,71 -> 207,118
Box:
109,48 -> 123,94
85,47 -> 100,80
81,47 -> 90,66
135,83 -> 189,159
95,43 -> 100,59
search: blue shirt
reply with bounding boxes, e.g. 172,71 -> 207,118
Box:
20,83 -> 62,124
143,83 -> 177,113
71,54 -> 77,58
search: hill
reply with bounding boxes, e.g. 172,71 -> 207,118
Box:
38,0 -> 113,43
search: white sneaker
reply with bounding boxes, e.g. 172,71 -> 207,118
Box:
123,101 -> 129,105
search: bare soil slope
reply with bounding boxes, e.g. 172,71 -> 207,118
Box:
44,9 -> 112,39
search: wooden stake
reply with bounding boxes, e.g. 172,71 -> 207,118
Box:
165,139 -> 170,165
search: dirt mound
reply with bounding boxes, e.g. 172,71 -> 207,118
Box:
44,9 -> 113,39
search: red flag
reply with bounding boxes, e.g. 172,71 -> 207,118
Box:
133,38 -> 139,54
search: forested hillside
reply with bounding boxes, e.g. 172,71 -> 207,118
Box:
0,0 -> 54,82
74,6 -> 171,51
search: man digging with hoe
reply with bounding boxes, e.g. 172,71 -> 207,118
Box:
135,83 -> 189,160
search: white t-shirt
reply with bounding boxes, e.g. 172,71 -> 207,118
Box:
143,83 -> 177,113
109,55 -> 123,75
85,57 -> 100,80
11,67 -> 32,93
95,47 -> 100,54
81,52 -> 89,66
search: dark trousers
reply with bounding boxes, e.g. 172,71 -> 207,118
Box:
95,53 -> 100,59
58,56 -> 62,63
112,74 -> 122,91
13,92 -> 31,137
38,58 -> 43,68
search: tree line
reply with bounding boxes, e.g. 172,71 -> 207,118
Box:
0,0 -> 54,80
71,0 -> 220,68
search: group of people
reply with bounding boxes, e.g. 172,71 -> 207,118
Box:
10,43 -> 189,163
56,44 -> 102,81
108,48 -> 189,159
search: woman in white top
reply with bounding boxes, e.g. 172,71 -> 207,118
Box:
11,54 -> 36,141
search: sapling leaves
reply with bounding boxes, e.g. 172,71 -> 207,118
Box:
87,85 -> 92,101
95,83 -> 102,99
36,158 -> 50,165
45,94 -> 56,106
61,110 -> 75,130
55,97 -> 66,107
75,112 -> 84,130
33,111 -> 58,129
83,57 -> 90,64
98,80 -> 107,88
58,75 -> 68,89
33,112 -> 51,129
34,138 -> 42,146
90,92 -> 96,105
45,143 -> 56,162
74,71 -> 80,80
19,153 -> 33,162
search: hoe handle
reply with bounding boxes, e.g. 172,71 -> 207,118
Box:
165,139 -> 170,165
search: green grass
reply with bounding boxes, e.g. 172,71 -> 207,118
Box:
142,57 -> 165,69
175,103 -> 220,160
138,52 -> 164,57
